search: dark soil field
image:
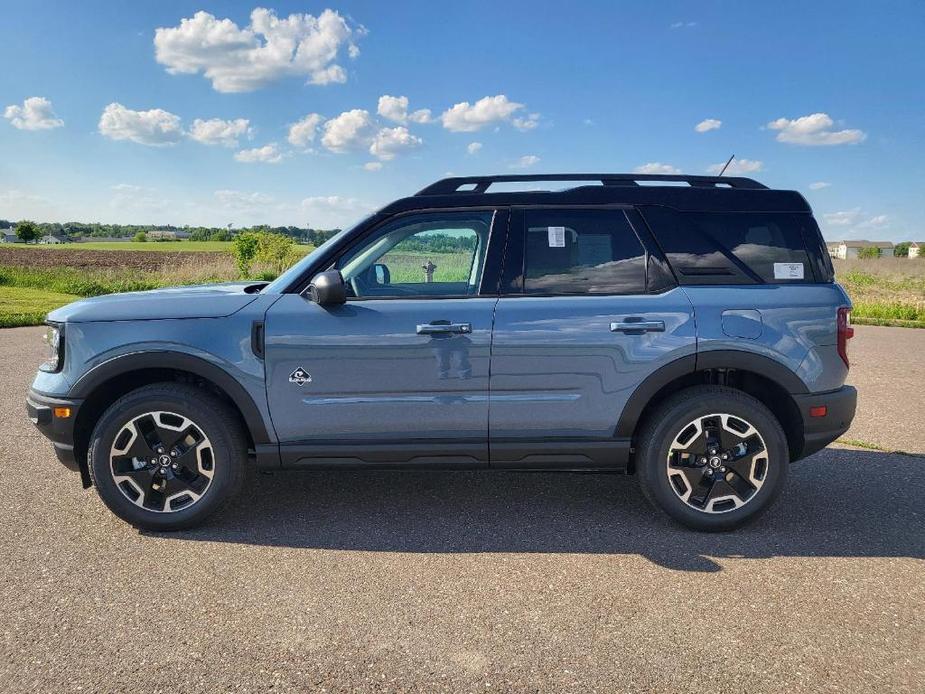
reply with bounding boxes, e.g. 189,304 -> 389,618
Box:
0,247 -> 224,272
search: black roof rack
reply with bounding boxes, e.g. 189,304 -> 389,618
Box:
415,173 -> 768,196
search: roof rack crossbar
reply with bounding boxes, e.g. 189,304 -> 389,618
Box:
415,173 -> 768,196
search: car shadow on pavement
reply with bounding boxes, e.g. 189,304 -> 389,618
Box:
156,447 -> 925,572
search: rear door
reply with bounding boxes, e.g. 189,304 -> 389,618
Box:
489,207 -> 696,468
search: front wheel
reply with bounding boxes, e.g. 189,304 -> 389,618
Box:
636,385 -> 789,531
88,383 -> 246,531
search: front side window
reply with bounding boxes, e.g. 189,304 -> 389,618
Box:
336,211 -> 493,298
522,209 -> 646,295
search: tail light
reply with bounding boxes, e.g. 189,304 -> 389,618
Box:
837,306 -> 854,367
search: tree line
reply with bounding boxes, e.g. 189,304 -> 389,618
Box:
0,218 -> 341,245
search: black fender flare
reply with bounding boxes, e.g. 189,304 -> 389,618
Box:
614,350 -> 808,439
70,351 -> 272,444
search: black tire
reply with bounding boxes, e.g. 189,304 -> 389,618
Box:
88,383 -> 246,531
636,385 -> 789,531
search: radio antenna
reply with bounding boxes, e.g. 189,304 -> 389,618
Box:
717,154 -> 735,177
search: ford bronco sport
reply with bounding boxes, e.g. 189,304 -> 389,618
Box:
27,173 -> 857,531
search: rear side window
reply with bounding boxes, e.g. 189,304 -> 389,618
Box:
522,209 -> 646,294
640,207 -> 817,284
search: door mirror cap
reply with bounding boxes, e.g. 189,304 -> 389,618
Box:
307,270 -> 347,306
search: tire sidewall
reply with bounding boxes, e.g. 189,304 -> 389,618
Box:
639,388 -> 789,531
89,387 -> 243,530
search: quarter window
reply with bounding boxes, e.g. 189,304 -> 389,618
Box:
522,209 -> 646,295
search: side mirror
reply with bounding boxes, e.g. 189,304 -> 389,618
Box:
307,270 -> 347,306
373,262 -> 391,286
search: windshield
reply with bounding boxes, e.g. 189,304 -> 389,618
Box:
262,216 -> 372,294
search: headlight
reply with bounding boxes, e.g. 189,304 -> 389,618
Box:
40,323 -> 63,372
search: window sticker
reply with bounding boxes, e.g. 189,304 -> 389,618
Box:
547,226 -> 566,248
773,262 -> 804,280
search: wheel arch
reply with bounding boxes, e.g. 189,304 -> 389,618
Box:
617,351 -> 807,467
70,352 -> 272,483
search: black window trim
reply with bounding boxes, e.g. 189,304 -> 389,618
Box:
313,206 -> 509,302
501,204 -> 657,298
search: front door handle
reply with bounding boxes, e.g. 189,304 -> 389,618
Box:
610,319 -> 665,333
417,322 -> 472,335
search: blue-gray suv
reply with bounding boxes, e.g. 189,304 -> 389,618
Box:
26,173 -> 857,531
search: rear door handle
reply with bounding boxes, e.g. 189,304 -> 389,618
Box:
417,322 -> 472,335
610,319 -> 665,333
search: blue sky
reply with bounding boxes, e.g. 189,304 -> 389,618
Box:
1,0 -> 923,239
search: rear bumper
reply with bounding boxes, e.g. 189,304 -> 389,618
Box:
26,389 -> 84,473
793,385 -> 857,460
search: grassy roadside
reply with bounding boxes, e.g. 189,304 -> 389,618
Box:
0,286 -> 80,328
15,241 -> 315,254
835,259 -> 925,328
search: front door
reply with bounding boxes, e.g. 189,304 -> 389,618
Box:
264,209 -> 503,467
489,207 -> 697,468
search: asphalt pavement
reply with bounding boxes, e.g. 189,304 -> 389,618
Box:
1,325 -> 922,692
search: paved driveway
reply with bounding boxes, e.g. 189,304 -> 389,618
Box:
1,325 -> 922,692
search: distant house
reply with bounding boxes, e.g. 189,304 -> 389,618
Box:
39,234 -> 69,245
909,242 -> 924,259
831,240 -> 894,259
0,232 -> 23,244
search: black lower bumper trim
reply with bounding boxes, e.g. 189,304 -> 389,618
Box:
27,389 -> 84,474
793,385 -> 857,460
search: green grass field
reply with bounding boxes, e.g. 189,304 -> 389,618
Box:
17,241 -> 314,254
834,258 -> 925,328
0,286 -> 81,328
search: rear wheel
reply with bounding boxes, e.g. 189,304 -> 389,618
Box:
88,383 -> 246,531
636,385 -> 789,531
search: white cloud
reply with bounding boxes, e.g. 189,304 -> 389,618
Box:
154,7 -> 362,93
98,103 -> 183,146
369,126 -> 422,161
695,118 -> 721,133
321,109 -> 374,152
441,95 -> 523,132
767,113 -> 866,146
511,155 -> 540,169
214,189 -> 275,209
822,208 -> 889,231
809,181 -> 831,190
823,208 -> 861,226
110,183 -> 168,213
634,162 -> 681,174
287,113 -> 324,148
377,95 -> 432,124
3,96 -> 64,130
234,143 -> 284,163
706,158 -> 763,175
512,113 -> 540,131
467,142 -> 482,155
301,195 -> 373,227
363,161 -> 383,171
670,21 -> 698,28
188,117 -> 251,147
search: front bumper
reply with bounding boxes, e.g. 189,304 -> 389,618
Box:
793,385 -> 857,460
26,389 -> 84,474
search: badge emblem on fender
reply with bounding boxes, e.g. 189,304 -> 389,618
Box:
288,367 -> 312,386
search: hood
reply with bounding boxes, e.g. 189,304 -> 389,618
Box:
47,282 -> 267,323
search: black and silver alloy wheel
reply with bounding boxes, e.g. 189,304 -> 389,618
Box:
89,383 -> 246,531
110,410 -> 215,513
636,385 -> 788,531
666,413 -> 768,514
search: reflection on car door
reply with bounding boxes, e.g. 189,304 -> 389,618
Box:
263,209 -> 505,468
489,207 -> 697,469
